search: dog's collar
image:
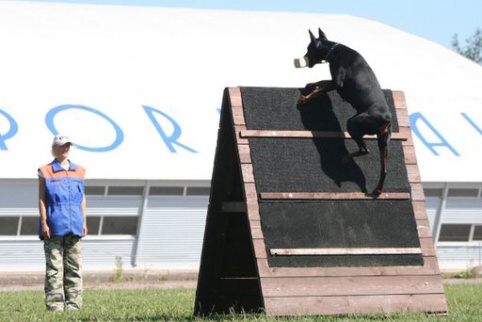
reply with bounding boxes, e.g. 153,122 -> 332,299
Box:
321,43 -> 340,63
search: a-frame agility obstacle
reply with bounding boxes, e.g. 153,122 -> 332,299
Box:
194,87 -> 448,317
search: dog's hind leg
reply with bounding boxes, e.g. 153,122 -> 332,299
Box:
371,146 -> 387,196
342,116 -> 370,163
341,136 -> 369,163
371,122 -> 391,196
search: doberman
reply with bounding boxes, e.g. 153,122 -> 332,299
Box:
295,28 -> 392,196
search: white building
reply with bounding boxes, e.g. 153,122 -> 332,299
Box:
0,2 -> 481,272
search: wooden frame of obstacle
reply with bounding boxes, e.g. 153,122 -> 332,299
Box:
194,87 -> 448,317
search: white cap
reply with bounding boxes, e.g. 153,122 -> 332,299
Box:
52,134 -> 72,146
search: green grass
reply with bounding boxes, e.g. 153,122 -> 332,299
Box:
0,284 -> 481,321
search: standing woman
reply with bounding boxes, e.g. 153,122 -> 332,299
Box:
38,135 -> 87,312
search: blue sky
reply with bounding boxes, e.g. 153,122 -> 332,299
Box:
15,0 -> 482,49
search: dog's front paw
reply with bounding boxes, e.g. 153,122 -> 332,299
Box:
305,82 -> 318,90
298,95 -> 308,105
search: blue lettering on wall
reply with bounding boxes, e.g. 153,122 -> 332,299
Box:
410,112 -> 460,156
5,105 -> 473,157
142,105 -> 197,153
461,112 -> 482,135
45,105 -> 124,152
0,109 -> 19,151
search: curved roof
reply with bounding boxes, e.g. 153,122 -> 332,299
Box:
0,2 -> 481,182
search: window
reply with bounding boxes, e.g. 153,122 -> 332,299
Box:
473,226 -> 482,241
108,186 -> 144,196
186,187 -> 210,196
447,189 -> 479,198
424,189 -> 443,197
86,216 -> 137,236
0,217 -> 18,235
149,186 -> 184,196
87,216 -> 101,235
102,217 -> 138,235
438,224 -> 471,242
85,186 -> 106,195
20,217 -> 38,235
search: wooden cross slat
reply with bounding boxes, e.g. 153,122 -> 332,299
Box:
240,129 -> 410,140
270,247 -> 423,256
259,192 -> 411,200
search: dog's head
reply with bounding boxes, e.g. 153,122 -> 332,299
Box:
294,28 -> 331,68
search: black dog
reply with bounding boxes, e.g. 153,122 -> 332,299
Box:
295,28 -> 391,196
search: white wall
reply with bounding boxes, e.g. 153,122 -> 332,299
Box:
0,2 -> 481,183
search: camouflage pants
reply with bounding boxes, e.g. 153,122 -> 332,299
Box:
43,235 -> 83,311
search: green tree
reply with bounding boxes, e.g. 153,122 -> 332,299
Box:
452,28 -> 482,65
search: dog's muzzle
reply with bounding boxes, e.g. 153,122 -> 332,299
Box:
294,57 -> 309,68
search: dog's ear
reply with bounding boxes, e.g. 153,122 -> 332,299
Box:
309,29 -> 316,43
318,28 -> 328,40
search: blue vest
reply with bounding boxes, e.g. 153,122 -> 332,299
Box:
38,159 -> 86,239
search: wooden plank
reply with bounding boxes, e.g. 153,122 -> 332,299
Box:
259,192 -> 410,200
244,183 -> 258,201
420,237 -> 437,256
407,164 -> 422,183
240,130 -> 409,140
249,215 -> 261,227
412,200 -> 429,220
402,145 -> 417,165
244,183 -> 261,223
246,203 -> 261,221
270,247 -> 422,256
417,219 -> 433,238
392,91 -> 407,108
411,183 -> 425,201
228,87 -> 245,126
250,224 -> 263,239
241,164 -> 255,183
395,107 -> 410,128
257,256 -> 441,277
263,293 -> 448,316
400,128 -> 414,146
234,125 -> 248,144
238,144 -> 252,163
253,239 -> 268,259
392,91 -> 408,112
260,274 -> 444,297
228,87 -> 242,106
241,130 -> 348,139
